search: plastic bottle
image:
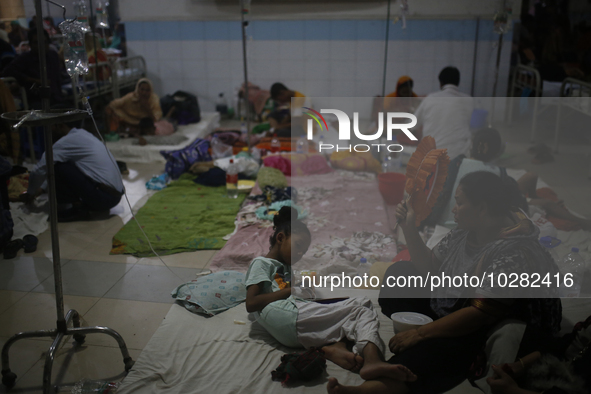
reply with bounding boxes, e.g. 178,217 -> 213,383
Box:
216,93 -> 228,116
538,236 -> 561,265
296,135 -> 307,154
240,122 -> 248,137
71,379 -> 119,393
357,257 -> 370,278
226,159 -> 239,199
389,136 -> 402,171
382,155 -> 392,173
559,247 -> 585,297
270,134 -> 281,154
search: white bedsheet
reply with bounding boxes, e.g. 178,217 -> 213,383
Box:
118,288 -> 590,394
106,112 -> 219,163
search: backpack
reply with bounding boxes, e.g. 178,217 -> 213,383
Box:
160,91 -> 201,125
271,348 -> 326,386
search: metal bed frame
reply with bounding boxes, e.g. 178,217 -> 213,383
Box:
1,77 -> 38,163
507,64 -> 542,142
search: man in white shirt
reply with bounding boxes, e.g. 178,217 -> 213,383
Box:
414,66 -> 474,160
21,122 -> 124,222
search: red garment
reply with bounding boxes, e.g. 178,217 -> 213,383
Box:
536,187 -> 582,231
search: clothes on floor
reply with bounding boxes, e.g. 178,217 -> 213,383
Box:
414,84 -> 473,160
27,127 -> 124,196
245,256 -> 386,355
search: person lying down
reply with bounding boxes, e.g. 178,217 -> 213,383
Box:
134,117 -> 187,146
245,207 -> 417,386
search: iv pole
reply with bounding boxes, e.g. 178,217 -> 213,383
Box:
240,0 -> 251,152
1,1 -> 134,393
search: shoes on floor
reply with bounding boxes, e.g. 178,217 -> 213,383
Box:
23,234 -> 38,253
3,239 -> 23,259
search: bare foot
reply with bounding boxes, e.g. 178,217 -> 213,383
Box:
322,342 -> 364,372
360,362 -> 417,382
327,378 -> 343,394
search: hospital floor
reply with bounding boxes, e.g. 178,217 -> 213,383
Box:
0,124 -> 590,393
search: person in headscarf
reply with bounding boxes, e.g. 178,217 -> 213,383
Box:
106,78 -> 162,136
386,76 -> 418,98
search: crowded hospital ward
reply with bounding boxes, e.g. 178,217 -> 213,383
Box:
2,0 -> 591,393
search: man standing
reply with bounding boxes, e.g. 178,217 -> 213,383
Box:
414,66 -> 473,159
21,122 -> 124,222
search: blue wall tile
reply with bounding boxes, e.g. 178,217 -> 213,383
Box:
303,20 -> 331,40
125,21 -> 144,41
278,21 -> 305,40
143,21 -> 158,41
180,21 -> 205,41
156,21 -> 180,40
330,20 -> 357,40
204,21 -> 230,40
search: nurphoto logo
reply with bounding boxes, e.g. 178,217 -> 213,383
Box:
303,107 -> 418,153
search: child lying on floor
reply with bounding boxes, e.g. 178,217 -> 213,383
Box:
245,206 -> 416,384
135,117 -> 186,146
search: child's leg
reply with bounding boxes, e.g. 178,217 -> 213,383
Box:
322,341 -> 364,372
358,343 -> 417,382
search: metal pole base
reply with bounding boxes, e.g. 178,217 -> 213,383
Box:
1,309 -> 134,393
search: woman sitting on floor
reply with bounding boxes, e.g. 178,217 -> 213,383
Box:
246,207 -> 417,384
106,78 -> 162,137
328,171 -> 562,394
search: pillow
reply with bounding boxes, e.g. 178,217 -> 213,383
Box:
289,153 -> 333,176
330,151 -> 381,173
257,166 -> 288,190
171,270 -> 246,316
264,155 -> 292,176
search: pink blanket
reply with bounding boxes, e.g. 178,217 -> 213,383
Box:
209,171 -> 398,275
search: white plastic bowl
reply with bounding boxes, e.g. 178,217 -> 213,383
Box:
391,312 -> 433,334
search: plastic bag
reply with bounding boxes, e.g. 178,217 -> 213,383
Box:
214,156 -> 259,178
71,379 -> 119,393
59,19 -> 89,78
211,136 -> 233,160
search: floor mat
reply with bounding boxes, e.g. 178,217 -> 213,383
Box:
111,179 -> 245,256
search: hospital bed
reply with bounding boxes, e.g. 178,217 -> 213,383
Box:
105,112 -> 220,163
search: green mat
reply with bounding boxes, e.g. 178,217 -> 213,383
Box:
111,179 -> 246,256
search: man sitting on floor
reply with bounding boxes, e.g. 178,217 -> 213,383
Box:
20,121 -> 124,222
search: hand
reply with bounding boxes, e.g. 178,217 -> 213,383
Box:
388,328 -> 424,353
395,198 -> 416,230
19,192 -> 35,205
487,365 -> 521,394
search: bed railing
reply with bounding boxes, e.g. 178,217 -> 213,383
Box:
507,64 -> 542,142
554,78 -> 591,166
113,55 -> 147,97
1,77 -> 37,162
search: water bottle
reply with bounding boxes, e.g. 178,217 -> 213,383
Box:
240,122 -> 248,137
72,379 -> 119,393
389,136 -> 402,171
382,155 -> 392,173
270,134 -> 281,154
539,236 -> 561,265
216,93 -> 228,116
357,257 -> 370,278
296,136 -> 307,154
559,247 -> 585,297
226,159 -> 239,199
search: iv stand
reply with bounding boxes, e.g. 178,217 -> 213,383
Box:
1,1 -> 134,392
240,0 -> 251,152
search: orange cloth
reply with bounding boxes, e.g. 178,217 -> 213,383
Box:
88,49 -> 111,81
385,76 -> 418,98
536,187 -> 582,231
108,78 -> 162,130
